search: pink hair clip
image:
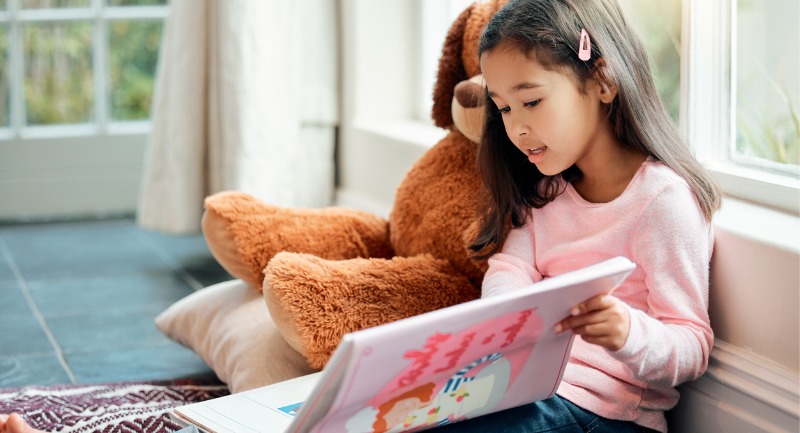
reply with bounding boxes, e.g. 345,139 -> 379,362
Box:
578,28 -> 591,61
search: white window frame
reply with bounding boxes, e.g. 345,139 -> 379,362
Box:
684,0 -> 799,215
0,0 -> 168,140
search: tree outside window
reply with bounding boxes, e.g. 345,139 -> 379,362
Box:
2,0 -> 166,130
617,0 -> 682,124
108,19 -> 162,121
0,24 -> 8,128
734,0 -> 799,172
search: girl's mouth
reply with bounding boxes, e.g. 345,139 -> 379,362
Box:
526,146 -> 547,164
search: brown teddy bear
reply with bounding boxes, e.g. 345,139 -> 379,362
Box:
202,0 -> 502,370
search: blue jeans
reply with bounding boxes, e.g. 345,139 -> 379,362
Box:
431,395 -> 658,433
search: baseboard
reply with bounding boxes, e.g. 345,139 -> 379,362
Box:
668,341 -> 799,433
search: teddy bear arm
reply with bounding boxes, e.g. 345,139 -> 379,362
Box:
203,191 -> 392,290
263,252 -> 481,369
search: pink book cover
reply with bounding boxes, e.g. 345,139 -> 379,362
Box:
290,256 -> 636,433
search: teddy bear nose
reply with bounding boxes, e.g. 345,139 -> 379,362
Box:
454,79 -> 485,109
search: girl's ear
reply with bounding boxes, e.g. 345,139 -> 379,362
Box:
592,57 -> 618,104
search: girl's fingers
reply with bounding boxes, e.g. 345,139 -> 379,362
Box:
570,294 -> 614,316
554,295 -> 631,351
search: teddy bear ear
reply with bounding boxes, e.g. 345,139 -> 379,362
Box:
431,3 -> 474,129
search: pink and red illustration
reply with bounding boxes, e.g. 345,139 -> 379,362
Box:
345,308 -> 543,433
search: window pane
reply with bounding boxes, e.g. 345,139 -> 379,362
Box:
23,22 -> 94,125
22,0 -> 90,9
735,0 -> 799,169
0,25 -> 8,128
109,19 -> 162,121
618,0 -> 682,123
107,0 -> 167,6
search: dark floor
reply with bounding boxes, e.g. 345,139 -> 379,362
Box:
0,217 -> 233,388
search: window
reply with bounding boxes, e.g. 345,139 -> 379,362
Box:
688,0 -> 799,213
0,0 -> 167,137
0,0 -> 168,219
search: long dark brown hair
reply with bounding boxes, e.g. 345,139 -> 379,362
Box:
470,0 -> 721,258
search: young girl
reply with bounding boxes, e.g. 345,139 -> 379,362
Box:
436,0 -> 721,432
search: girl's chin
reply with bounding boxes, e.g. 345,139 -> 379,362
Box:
532,162 -> 566,176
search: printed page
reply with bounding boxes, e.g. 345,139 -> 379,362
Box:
287,337 -> 354,433
172,372 -> 323,433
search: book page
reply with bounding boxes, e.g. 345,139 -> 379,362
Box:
287,337 -> 354,433
172,373 -> 323,433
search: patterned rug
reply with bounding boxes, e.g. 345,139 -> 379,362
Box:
0,380 -> 230,433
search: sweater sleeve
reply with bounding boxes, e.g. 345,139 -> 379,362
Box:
611,182 -> 714,387
481,223 -> 543,298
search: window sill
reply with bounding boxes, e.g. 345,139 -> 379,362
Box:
352,117 -> 446,151
705,161 -> 800,215
714,196 -> 800,254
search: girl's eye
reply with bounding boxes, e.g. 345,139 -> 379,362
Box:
498,106 -> 511,115
524,99 -> 540,108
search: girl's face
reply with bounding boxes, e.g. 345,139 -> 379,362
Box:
480,43 -> 614,176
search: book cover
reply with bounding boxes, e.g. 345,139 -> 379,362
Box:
173,256 -> 636,433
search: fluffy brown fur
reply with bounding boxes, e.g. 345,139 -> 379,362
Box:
202,0 -> 508,369
203,192 -> 393,289
265,253 -> 477,369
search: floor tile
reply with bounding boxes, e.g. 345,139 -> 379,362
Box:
0,355 -> 72,388
0,217 -> 232,387
136,230 -> 232,289
0,317 -> 54,355
0,286 -> 35,321
1,220 -> 167,281
49,307 -> 174,353
0,256 -> 14,284
67,343 -> 216,384
27,272 -> 195,317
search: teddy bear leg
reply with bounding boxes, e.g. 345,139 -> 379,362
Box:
263,252 -> 481,369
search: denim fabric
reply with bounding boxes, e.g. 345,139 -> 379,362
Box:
430,395 -> 658,433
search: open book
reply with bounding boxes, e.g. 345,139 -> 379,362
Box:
172,256 -> 635,433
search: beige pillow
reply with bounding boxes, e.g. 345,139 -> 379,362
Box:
155,279 -> 317,393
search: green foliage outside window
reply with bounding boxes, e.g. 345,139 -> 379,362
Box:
735,0 -> 799,168
109,20 -> 162,121
23,22 -> 94,125
0,25 -> 8,127
3,0 -> 165,127
618,0 -> 682,124
22,0 -> 90,9
108,0 -> 166,5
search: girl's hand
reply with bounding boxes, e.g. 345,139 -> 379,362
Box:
554,294 -> 631,351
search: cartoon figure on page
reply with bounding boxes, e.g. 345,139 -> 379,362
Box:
345,308 -> 543,433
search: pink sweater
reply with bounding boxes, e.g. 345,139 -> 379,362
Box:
482,160 -> 714,433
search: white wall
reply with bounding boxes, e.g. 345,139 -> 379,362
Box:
337,1 -> 800,431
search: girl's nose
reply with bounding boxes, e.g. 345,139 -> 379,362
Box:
510,117 -> 529,137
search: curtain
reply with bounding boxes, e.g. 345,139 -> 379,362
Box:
137,0 -> 338,234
